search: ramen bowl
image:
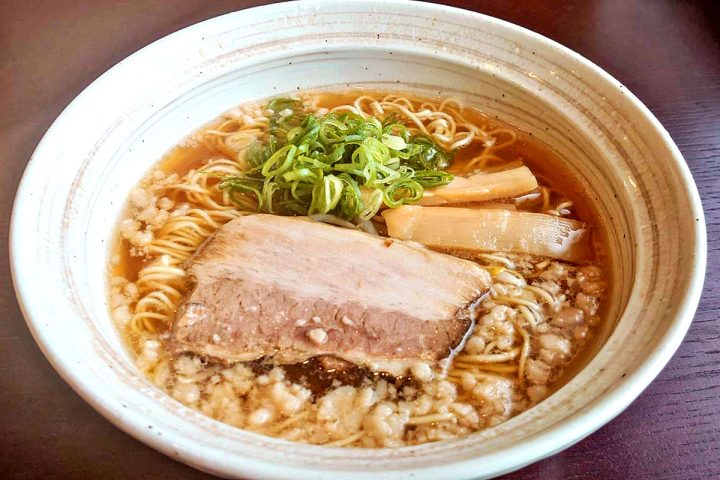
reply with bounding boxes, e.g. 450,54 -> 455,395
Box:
10,1 -> 705,478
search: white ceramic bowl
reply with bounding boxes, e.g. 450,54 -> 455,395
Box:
10,1 -> 706,479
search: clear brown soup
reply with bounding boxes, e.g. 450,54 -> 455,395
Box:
110,90 -> 609,448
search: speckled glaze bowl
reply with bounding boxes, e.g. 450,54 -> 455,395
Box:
10,1 -> 706,478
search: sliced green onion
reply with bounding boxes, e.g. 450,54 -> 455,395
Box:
359,188 -> 384,220
218,98 -> 455,221
383,178 -> 424,208
382,134 -> 408,151
413,170 -> 455,188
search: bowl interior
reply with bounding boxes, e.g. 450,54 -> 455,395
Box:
11,2 -> 704,479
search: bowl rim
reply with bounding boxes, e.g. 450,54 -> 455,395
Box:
9,1 -> 707,478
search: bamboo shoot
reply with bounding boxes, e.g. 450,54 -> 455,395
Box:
421,166 -> 538,206
455,203 -> 517,211
382,206 -> 592,263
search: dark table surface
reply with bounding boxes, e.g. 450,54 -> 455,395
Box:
1,0 -> 718,478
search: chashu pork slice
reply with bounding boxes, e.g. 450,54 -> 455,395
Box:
170,214 -> 491,372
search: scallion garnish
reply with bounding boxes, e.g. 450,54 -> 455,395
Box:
218,98 -> 454,221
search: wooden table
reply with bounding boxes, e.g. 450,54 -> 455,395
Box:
1,1 -> 718,478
